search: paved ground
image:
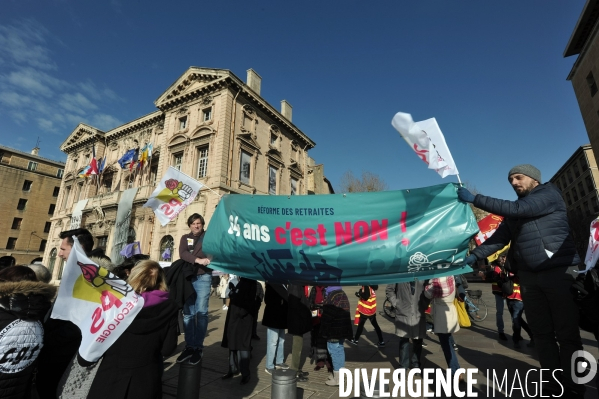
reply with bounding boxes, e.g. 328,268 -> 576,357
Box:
161,282 -> 599,398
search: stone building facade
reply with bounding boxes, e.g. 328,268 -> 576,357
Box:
549,144 -> 599,255
565,0 -> 599,163
0,145 -> 64,267
42,67 -> 333,280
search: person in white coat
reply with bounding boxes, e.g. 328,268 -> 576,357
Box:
424,276 -> 462,381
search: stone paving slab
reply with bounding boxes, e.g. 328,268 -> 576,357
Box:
162,282 -> 599,398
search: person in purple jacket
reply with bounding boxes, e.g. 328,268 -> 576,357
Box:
176,213 -> 212,365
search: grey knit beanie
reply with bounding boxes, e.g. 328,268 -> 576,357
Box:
508,164 -> 541,183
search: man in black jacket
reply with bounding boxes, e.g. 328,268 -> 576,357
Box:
458,164 -> 584,398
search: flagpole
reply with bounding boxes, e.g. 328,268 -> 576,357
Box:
202,185 -> 223,198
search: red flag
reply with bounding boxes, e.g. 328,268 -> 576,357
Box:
474,214 -> 503,246
129,149 -> 139,171
88,144 -> 99,175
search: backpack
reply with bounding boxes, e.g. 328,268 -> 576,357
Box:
499,269 -> 514,296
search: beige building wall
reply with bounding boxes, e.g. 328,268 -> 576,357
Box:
43,67 -> 333,279
0,146 -> 64,267
550,144 -> 599,215
565,0 -> 599,163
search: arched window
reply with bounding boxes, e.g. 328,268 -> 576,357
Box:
48,248 -> 57,273
58,259 -> 65,280
160,235 -> 174,261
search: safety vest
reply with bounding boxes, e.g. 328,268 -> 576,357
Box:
505,275 -> 523,301
354,286 -> 377,325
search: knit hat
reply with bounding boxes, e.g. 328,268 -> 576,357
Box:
508,164 -> 541,183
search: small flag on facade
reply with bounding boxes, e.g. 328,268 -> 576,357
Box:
88,144 -> 99,175
129,149 -> 139,171
138,143 -> 153,169
117,149 -> 137,169
78,165 -> 91,178
98,157 -> 106,174
119,241 -> 142,258
161,247 -> 171,260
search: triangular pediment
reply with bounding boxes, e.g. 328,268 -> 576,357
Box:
237,131 -> 261,151
266,148 -> 285,167
289,159 -> 303,176
60,123 -> 105,152
154,67 -> 231,108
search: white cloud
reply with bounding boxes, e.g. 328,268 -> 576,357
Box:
5,68 -> 56,97
0,19 -> 123,135
90,113 -> 123,130
58,92 -> 98,115
37,118 -> 55,131
10,111 -> 27,123
0,20 -> 56,70
78,80 -> 123,102
0,91 -> 31,107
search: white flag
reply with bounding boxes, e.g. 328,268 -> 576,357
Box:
143,166 -> 204,226
51,237 -> 144,362
583,218 -> 599,273
391,112 -> 459,178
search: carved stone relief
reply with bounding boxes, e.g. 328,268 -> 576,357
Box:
242,104 -> 255,115
93,206 -> 105,223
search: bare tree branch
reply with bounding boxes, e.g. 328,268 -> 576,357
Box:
338,170 -> 388,193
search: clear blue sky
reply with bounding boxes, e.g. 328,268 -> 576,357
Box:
0,0 -> 590,200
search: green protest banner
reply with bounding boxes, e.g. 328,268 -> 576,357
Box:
203,183 -> 479,285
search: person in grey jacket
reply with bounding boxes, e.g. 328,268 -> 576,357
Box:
458,164 -> 584,399
385,281 -> 429,371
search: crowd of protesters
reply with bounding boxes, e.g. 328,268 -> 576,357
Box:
0,164 -> 596,399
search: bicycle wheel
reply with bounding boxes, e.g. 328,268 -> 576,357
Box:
383,298 -> 396,319
468,297 -> 488,322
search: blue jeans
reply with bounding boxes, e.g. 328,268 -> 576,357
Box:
183,273 -> 212,349
494,294 -> 505,333
438,333 -> 460,375
506,299 -> 532,340
327,340 -> 345,371
266,328 -> 285,369
399,337 -> 422,369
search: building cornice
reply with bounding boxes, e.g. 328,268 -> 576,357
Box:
105,111 -> 164,141
0,145 -> 65,167
565,0 -> 599,57
155,67 -> 316,149
567,14 -> 599,80
0,162 -> 64,180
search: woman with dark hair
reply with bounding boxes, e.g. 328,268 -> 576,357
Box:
0,266 -> 56,399
221,277 -> 260,385
176,213 -> 212,365
82,260 -> 178,399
